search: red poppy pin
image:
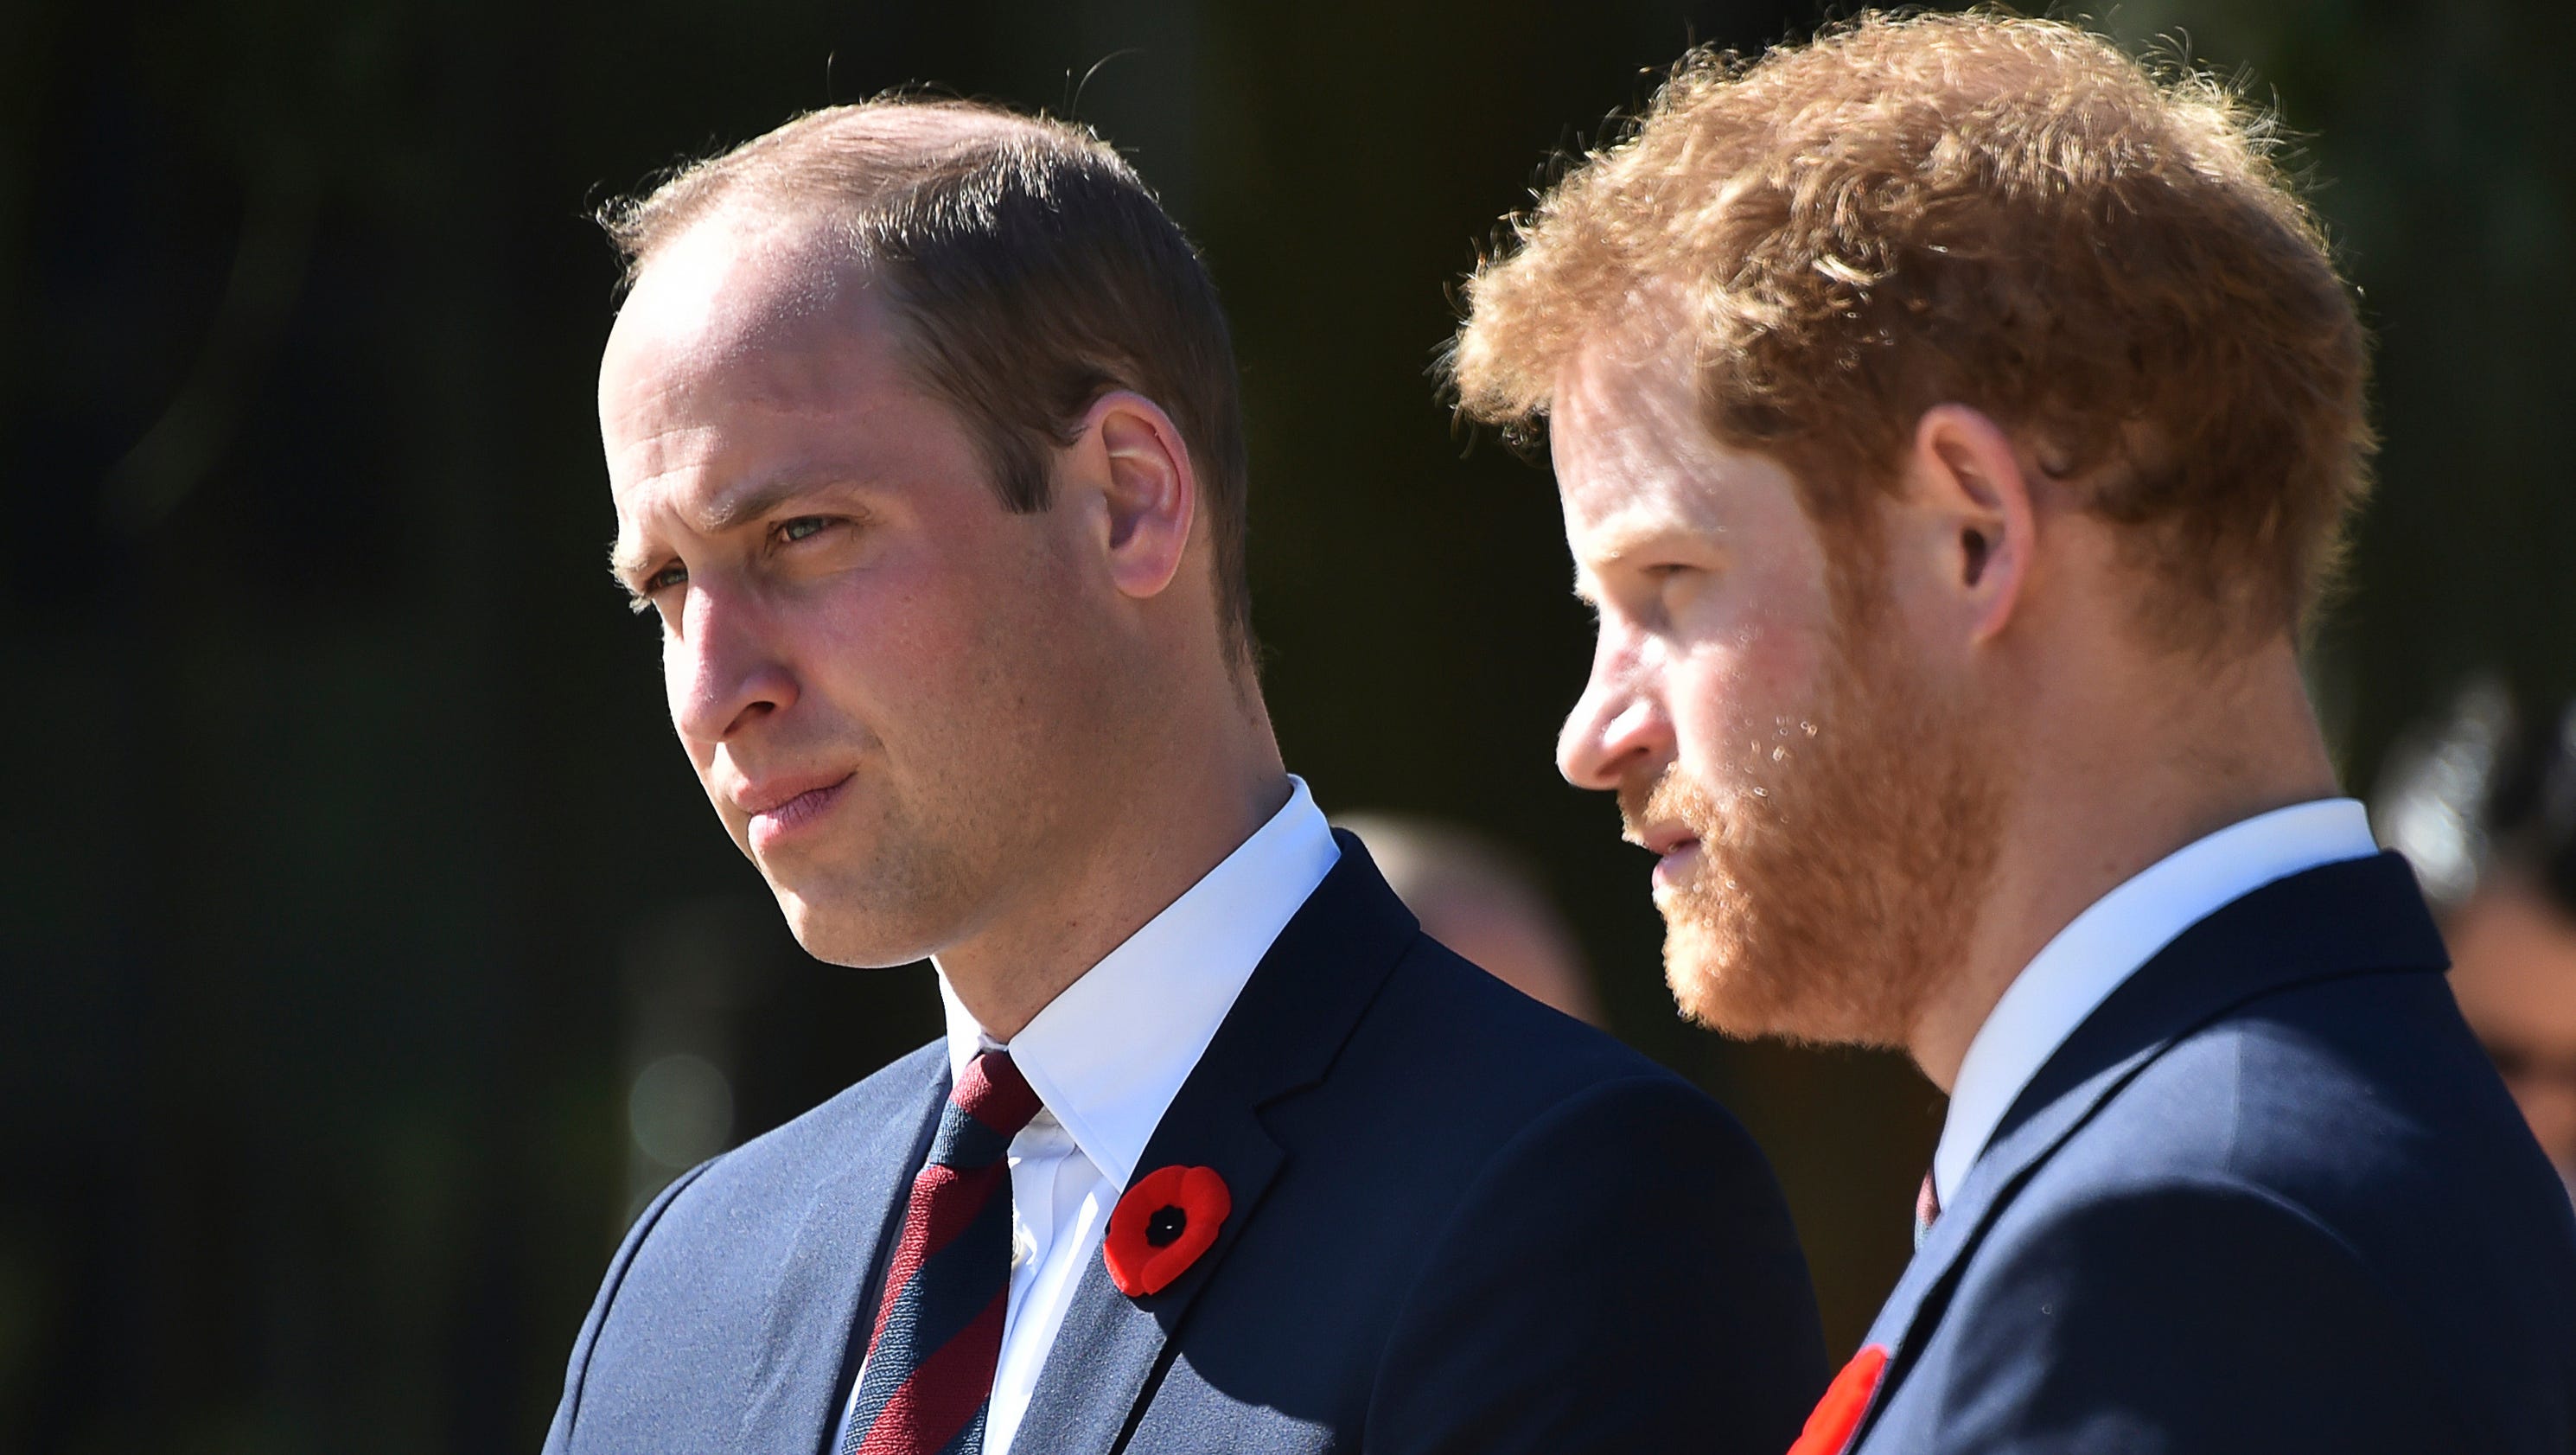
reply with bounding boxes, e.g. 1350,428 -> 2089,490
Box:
1788,1343 -> 1890,1455
1103,1165 -> 1231,1298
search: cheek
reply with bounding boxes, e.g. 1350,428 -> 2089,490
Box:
1665,620 -> 1828,778
800,536 -> 1091,756
800,565 -> 977,707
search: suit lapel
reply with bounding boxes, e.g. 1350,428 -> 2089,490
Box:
1850,853 -> 2446,1445
1009,832 -> 1420,1454
737,1051 -> 948,1454
1006,1094 -> 1290,1454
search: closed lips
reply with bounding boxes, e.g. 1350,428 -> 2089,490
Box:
732,772 -> 853,817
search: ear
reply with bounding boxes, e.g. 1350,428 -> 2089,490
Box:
1905,403 -> 2036,643
1068,390 -> 1197,601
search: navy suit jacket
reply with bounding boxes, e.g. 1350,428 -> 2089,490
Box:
1848,853 -> 2576,1453
544,834 -> 1828,1453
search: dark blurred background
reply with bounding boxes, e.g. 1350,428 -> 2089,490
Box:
3,0 -> 2569,1448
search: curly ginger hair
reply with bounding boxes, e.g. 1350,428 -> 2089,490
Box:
1451,11 -> 2370,650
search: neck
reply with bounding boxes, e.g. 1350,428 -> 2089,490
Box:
1907,635 -> 2338,1092
938,668 -> 1288,1040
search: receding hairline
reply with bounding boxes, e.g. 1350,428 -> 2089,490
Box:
598,104 -> 1097,422
605,99 -> 1121,284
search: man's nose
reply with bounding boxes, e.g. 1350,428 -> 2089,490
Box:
667,588 -> 798,745
1557,630 -> 1671,791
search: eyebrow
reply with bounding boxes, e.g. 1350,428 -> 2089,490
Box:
1565,519 -> 1727,606
604,473 -> 874,588
1593,516 -> 1719,560
1575,524 -> 1695,578
604,540 -> 659,602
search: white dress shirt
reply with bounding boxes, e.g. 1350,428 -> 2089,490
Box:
1929,798 -> 2380,1209
871,775 -> 1339,1455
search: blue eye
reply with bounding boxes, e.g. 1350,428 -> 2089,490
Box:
627,563 -> 688,615
777,516 -> 832,544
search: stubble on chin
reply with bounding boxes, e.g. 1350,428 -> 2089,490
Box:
756,790 -> 990,969
1625,638 -> 2001,1049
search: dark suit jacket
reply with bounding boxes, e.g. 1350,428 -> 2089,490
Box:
1848,853 -> 2576,1453
544,834 -> 1827,1453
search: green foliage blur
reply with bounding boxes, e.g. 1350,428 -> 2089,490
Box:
1,0 -> 2566,1448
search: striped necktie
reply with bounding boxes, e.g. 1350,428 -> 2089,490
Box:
1913,1167 -> 1941,1252
840,1050 -> 1043,1455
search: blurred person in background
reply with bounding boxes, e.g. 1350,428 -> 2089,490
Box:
549,97 -> 1827,1455
1334,813 -> 1604,1025
1451,12 -> 2576,1454
2378,683 -> 2576,1198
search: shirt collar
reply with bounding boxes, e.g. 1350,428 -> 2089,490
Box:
1931,797 -> 2378,1206
934,775 -> 1340,1189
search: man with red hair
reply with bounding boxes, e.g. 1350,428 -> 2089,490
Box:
1454,12 -> 2576,1452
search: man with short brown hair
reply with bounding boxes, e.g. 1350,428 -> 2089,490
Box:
1454,12 -> 2576,1452
545,98 -> 1827,1455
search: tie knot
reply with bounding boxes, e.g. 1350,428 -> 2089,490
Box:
955,1050 -> 1043,1138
